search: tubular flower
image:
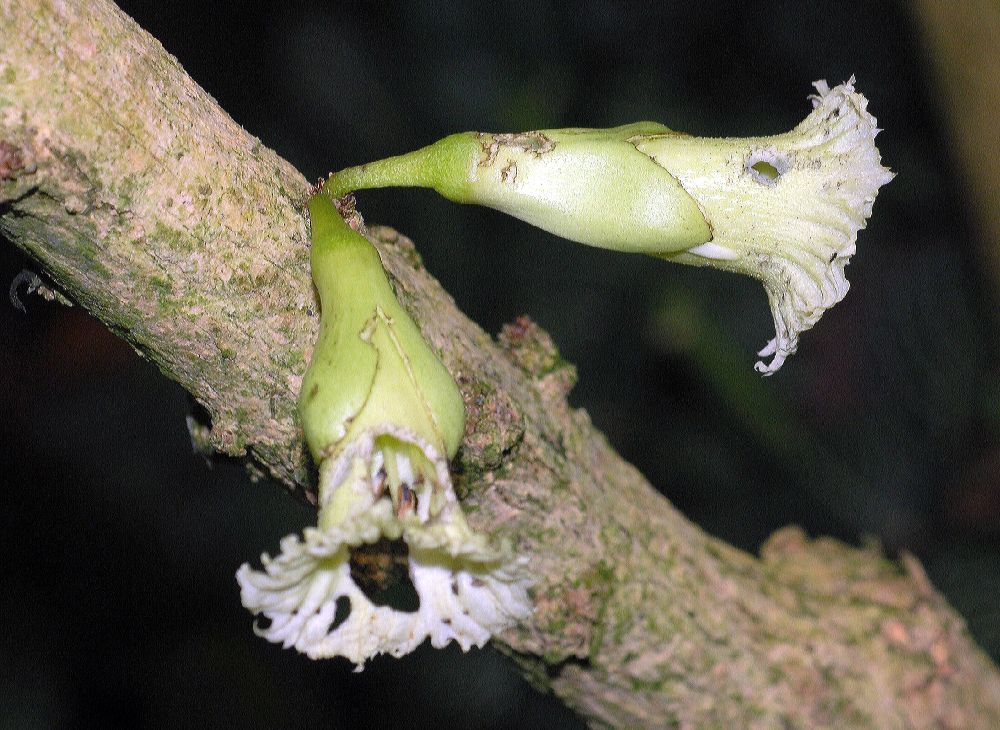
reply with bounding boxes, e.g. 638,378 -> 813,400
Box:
325,78 -> 893,373
236,193 -> 531,668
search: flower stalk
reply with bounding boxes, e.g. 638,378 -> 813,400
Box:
325,78 -> 893,373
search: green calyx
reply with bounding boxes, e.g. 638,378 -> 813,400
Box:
299,192 -> 466,463
324,123 -> 713,256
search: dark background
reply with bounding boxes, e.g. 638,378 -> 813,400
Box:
3,1 -> 999,727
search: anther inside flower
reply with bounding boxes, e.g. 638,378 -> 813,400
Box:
236,193 -> 531,668
325,78 -> 893,373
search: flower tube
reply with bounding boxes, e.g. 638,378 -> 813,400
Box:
237,193 -> 531,668
325,78 -> 893,373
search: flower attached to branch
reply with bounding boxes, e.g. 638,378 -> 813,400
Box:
237,193 -> 531,668
325,78 -> 893,374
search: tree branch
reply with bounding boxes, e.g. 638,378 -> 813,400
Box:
3,1 -> 1000,726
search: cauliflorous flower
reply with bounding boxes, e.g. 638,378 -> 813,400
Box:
237,193 -> 531,668
325,78 -> 893,373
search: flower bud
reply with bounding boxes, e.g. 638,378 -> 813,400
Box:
299,192 -> 465,460
326,123 -> 713,255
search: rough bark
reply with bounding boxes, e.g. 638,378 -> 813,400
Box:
3,1 -> 1000,727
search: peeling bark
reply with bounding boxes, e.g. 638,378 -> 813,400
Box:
3,1 -> 1000,727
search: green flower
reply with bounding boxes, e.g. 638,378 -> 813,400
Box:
326,78 -> 893,373
237,193 -> 531,668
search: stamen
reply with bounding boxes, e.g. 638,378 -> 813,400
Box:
395,450 -> 416,486
372,466 -> 388,498
382,445 -> 402,499
398,483 -> 416,517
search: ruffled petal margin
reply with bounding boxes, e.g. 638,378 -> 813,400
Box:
637,77 -> 894,373
236,429 -> 532,669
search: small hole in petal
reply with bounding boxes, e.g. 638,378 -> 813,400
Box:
746,149 -> 789,186
751,160 -> 780,180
